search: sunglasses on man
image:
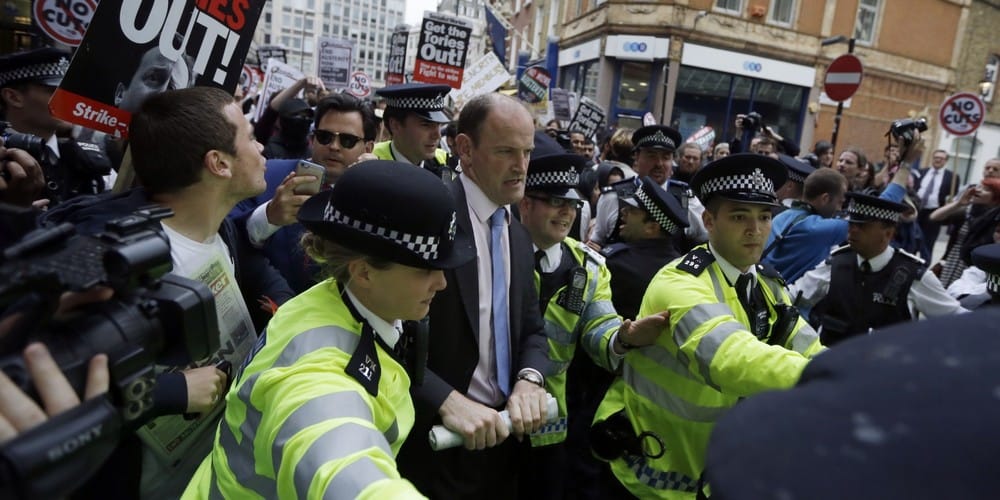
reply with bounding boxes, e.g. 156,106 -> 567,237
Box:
313,129 -> 363,148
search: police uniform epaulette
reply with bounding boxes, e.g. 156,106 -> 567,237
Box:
896,247 -> 926,266
756,261 -> 786,286
830,244 -> 852,256
677,246 -> 715,276
577,240 -> 606,266
601,242 -> 628,258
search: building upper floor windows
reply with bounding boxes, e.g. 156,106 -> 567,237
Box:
715,0 -> 743,15
854,0 -> 882,46
768,0 -> 795,26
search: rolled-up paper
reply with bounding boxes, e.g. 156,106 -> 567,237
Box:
429,394 -> 558,451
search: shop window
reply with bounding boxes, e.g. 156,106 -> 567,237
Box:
616,61 -> 654,112
768,0 -> 795,26
559,61 -> 599,103
714,0 -> 743,15
853,0 -> 881,46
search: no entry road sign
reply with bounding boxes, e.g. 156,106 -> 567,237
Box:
824,54 -> 863,102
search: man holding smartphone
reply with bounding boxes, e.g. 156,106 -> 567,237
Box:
231,93 -> 378,293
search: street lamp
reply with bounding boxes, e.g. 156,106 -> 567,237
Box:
966,78 -> 994,176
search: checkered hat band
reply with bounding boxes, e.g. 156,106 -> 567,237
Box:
526,169 -> 579,188
849,201 -> 900,223
987,273 -> 1000,294
385,95 -> 445,111
324,205 -> 440,260
787,170 -> 806,184
635,130 -> 676,149
0,58 -> 68,87
635,187 -> 679,235
700,172 -> 774,197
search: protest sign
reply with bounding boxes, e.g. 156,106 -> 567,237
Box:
451,52 -> 509,104
385,25 -> 408,86
256,44 -> 286,69
550,88 -> 572,122
568,96 -> 605,139
254,59 -> 303,122
413,12 -> 472,89
317,36 -> 353,90
34,0 -> 99,47
517,65 -> 550,104
50,0 -> 266,138
346,71 -> 372,98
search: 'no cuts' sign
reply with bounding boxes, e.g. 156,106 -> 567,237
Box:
34,0 -> 99,47
939,92 -> 985,136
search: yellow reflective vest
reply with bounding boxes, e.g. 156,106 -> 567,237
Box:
372,140 -> 449,166
530,238 -> 622,447
595,244 -> 824,499
183,280 -> 423,499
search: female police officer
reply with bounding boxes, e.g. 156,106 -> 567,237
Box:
184,160 -> 472,498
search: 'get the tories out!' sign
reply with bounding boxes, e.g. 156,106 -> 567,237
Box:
413,11 -> 472,89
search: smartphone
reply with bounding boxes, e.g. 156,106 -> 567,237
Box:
293,159 -> 326,195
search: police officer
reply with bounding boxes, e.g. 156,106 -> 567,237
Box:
602,176 -> 689,321
0,48 -> 111,207
971,243 -> 1000,306
184,160 -> 474,498
515,132 -> 669,499
773,153 -> 816,211
592,153 -> 824,499
373,83 -> 453,179
791,193 -> 968,346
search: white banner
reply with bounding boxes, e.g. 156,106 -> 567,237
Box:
255,58 -> 303,122
451,52 -> 510,104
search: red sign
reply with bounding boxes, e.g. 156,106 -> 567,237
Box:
939,92 -> 985,136
345,71 -> 372,98
824,54 -> 863,102
34,0 -> 99,47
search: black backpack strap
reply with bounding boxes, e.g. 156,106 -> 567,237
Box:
760,209 -> 812,261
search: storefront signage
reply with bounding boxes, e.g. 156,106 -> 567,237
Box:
682,43 -> 814,87
558,38 -> 600,67
605,35 -> 668,62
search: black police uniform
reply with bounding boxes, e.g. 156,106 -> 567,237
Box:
971,243 -> 1000,307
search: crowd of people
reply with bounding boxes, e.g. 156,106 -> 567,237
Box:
2,44 -> 1000,500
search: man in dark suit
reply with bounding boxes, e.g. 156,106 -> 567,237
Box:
397,93 -> 552,498
915,149 -> 959,261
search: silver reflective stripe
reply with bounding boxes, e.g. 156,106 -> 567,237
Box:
623,364 -> 725,422
295,422 -> 393,494
584,258 -> 600,301
544,318 -> 575,345
583,316 -> 621,358
674,303 -> 733,345
624,454 -> 698,492
760,276 -> 786,305
634,345 -> 699,383
789,323 -> 821,354
580,300 -> 616,325
384,419 -> 399,444
692,321 -> 744,391
272,391 -> 374,475
217,325 -> 363,496
322,456 -> 391,499
708,268 -> 726,302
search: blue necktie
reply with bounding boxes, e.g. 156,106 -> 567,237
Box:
489,207 -> 511,396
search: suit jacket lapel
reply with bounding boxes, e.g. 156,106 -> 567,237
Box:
448,179 -> 480,337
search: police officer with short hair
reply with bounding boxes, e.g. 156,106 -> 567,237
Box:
373,83 -> 453,179
185,160 -> 474,498
773,153 -> 816,210
0,48 -> 111,207
592,153 -> 824,499
515,132 -> 670,500
602,176 -> 689,321
791,193 -> 968,346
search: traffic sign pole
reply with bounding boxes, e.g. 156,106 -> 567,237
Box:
829,38 -> 856,152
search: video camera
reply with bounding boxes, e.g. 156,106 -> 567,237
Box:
0,204 -> 218,499
739,111 -> 764,134
0,121 -> 48,170
887,117 -> 928,148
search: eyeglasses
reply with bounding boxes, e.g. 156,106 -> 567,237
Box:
313,129 -> 363,148
527,194 -> 584,209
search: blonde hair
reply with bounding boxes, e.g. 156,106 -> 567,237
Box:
300,232 -> 392,283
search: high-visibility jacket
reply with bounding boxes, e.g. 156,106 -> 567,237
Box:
183,280 -> 423,499
595,244 -> 824,499
530,238 -> 622,447
372,141 -> 449,166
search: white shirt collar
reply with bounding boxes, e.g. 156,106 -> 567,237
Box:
45,134 -> 60,159
709,242 -> 758,286
460,173 -> 506,226
390,141 -> 418,166
532,242 -> 563,273
856,245 -> 894,272
343,286 -> 401,347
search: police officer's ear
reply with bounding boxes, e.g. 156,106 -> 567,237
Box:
347,258 -> 376,290
702,204 -> 716,232
0,86 -> 24,110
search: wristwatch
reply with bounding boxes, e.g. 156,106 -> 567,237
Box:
516,369 -> 544,387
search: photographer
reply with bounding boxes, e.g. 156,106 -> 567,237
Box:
0,137 -> 44,208
0,49 -> 111,208
730,112 -> 800,156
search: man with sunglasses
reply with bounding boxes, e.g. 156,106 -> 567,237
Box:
232,93 -> 377,292
516,132 -> 671,500
373,83 -> 453,179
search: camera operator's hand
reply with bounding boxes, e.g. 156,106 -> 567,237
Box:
0,142 -> 45,208
264,171 -> 314,227
0,343 -> 108,444
183,365 -> 227,413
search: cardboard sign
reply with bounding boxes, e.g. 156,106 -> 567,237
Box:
254,58 -> 303,122
34,0 -> 99,47
50,0 -> 267,138
517,65 -> 550,104
550,88 -> 572,122
345,71 -> 372,98
385,25 -> 408,86
317,36 -> 353,90
451,51 -> 509,104
256,44 -> 286,69
413,11 -> 472,89
568,96 -> 605,139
